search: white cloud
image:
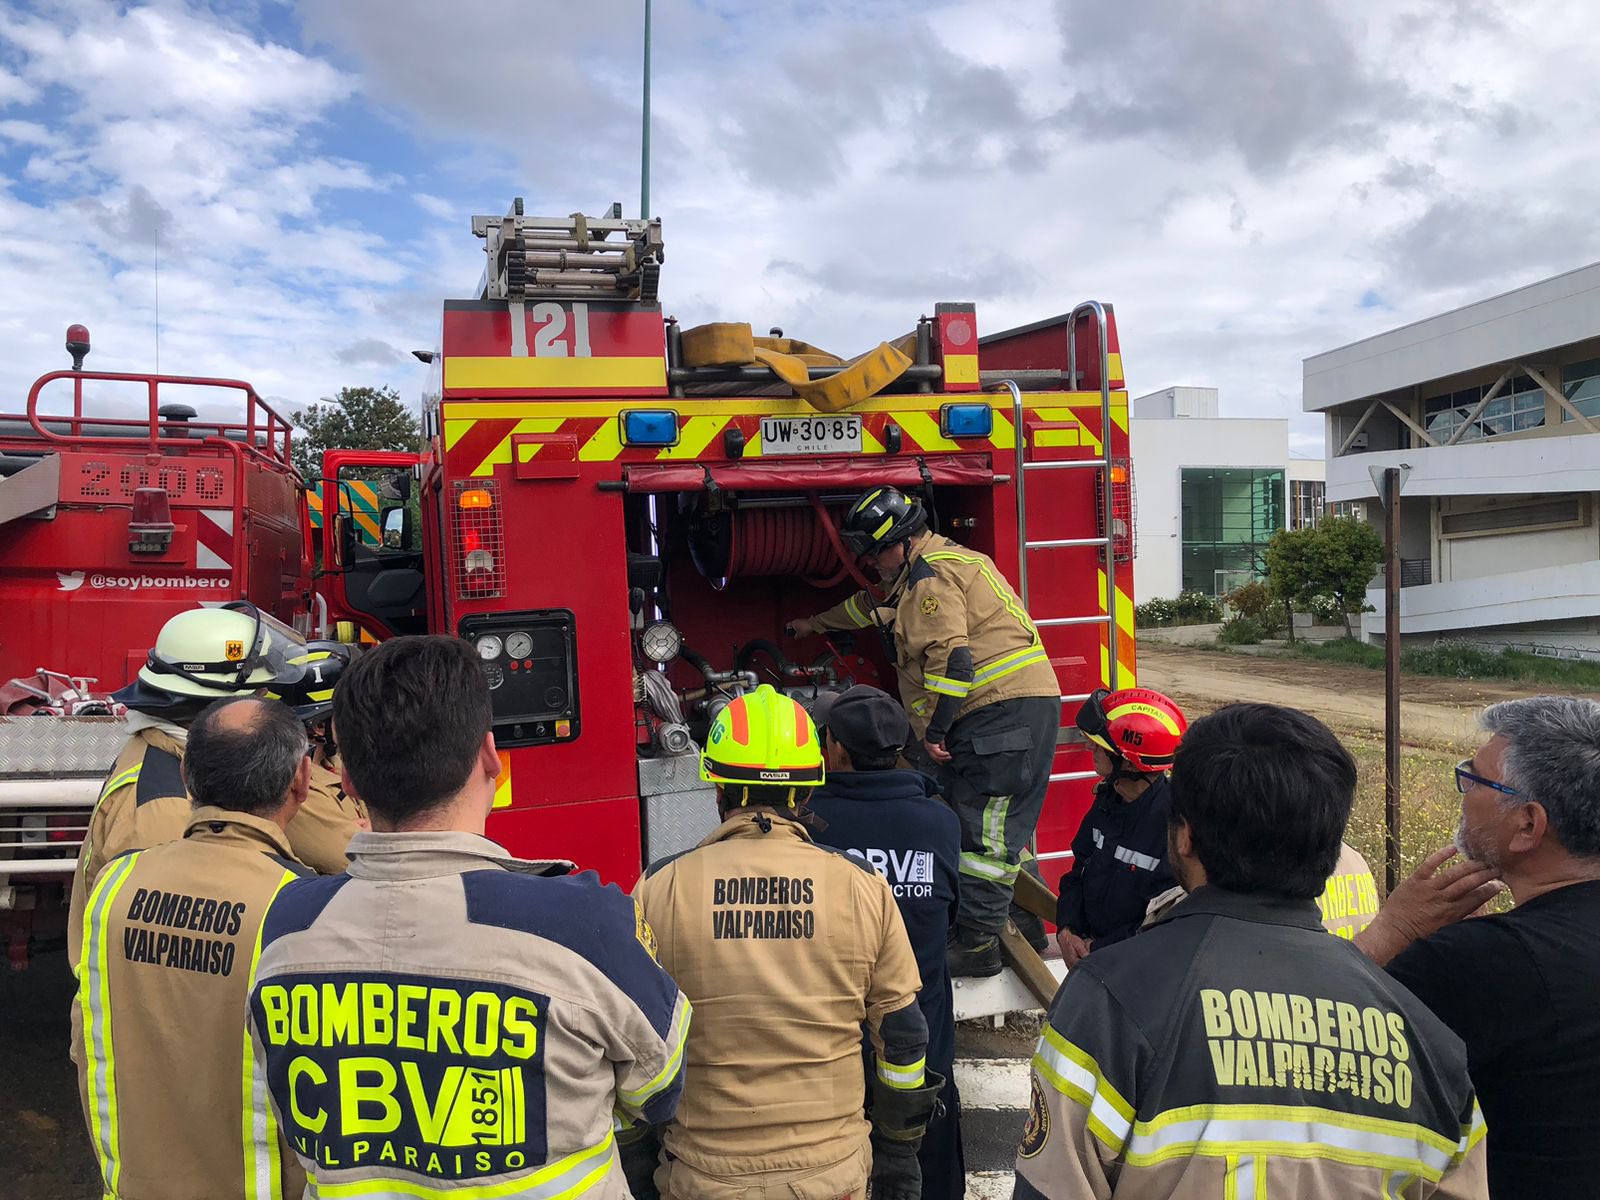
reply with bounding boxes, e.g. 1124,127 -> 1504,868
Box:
4,0 -> 1600,465
414,193 -> 455,220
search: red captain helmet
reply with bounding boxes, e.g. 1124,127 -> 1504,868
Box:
1075,687 -> 1188,773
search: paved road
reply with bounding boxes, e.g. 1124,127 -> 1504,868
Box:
5,946 -> 1036,1199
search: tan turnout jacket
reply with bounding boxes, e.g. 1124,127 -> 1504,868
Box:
634,812 -> 923,1180
812,532 -> 1057,739
69,733 -> 365,972
70,807 -> 310,1200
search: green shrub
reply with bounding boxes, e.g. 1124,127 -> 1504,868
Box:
1135,592 -> 1224,628
1216,615 -> 1270,645
1293,638 -> 1385,667
1291,638 -> 1600,691
1307,594 -> 1346,624
1174,591 -> 1224,624
1134,597 -> 1177,628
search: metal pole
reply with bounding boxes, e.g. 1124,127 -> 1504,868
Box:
1383,466 -> 1402,893
640,0 -> 652,220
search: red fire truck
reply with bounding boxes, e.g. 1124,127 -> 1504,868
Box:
0,205 -> 1137,997
318,201 -> 1137,901
0,333 -> 313,963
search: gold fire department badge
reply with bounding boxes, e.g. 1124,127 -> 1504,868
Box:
920,596 -> 939,616
224,640 -> 245,661
634,899 -> 659,961
1019,1077 -> 1049,1158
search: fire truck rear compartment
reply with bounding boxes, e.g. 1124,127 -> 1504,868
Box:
614,475 -> 996,863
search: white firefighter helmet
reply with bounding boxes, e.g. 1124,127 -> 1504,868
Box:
133,602 -> 308,701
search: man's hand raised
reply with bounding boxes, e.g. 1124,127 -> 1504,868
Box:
1354,845 -> 1505,966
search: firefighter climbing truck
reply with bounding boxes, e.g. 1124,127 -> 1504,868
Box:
0,205 -> 1138,990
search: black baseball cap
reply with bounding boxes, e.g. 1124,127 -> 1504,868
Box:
811,685 -> 911,758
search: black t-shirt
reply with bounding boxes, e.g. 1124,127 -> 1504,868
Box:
1387,879 -> 1600,1200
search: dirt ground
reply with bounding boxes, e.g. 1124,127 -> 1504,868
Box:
1136,642 -> 1544,750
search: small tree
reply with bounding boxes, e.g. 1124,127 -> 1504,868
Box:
290,385 -> 421,483
1264,517 -> 1383,638
1264,526 -> 1317,641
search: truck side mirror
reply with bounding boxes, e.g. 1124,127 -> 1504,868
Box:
381,472 -> 412,502
381,505 -> 414,551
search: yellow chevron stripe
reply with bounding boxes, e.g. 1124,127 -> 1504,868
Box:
989,410 -> 1017,449
579,417 -> 625,463
657,414 -> 727,460
468,417 -> 567,477
1097,569 -> 1136,640
896,410 -> 958,453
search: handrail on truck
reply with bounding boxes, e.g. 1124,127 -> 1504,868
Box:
12,370 -> 298,475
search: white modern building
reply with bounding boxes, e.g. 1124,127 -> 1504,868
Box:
1305,263 -> 1600,654
1131,386 -> 1325,601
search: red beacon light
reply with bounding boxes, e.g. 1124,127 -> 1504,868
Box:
128,487 -> 176,554
66,324 -> 91,371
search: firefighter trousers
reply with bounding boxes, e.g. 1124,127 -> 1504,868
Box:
923,695 -> 1060,938
655,1141 -> 871,1200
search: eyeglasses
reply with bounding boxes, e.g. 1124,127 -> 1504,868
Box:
1455,760 -> 1519,797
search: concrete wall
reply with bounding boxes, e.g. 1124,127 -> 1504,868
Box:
1133,387 -> 1219,420
1363,557 -> 1600,640
1326,430 -> 1600,503
1130,416 -> 1289,602
1438,495 -> 1600,581
1305,261 -> 1600,411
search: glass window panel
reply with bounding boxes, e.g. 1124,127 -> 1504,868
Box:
1562,359 -> 1600,396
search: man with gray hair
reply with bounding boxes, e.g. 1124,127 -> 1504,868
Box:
70,697 -> 313,1200
1357,695 -> 1600,1200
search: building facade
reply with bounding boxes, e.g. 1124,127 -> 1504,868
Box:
1304,263 -> 1600,655
1131,386 -> 1324,601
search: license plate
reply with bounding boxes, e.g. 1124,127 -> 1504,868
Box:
759,415 -> 862,456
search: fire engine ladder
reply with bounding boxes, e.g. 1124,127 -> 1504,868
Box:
473,199 -> 664,303
988,301 -> 1122,799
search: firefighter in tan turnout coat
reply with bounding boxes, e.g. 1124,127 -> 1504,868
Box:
791,486 -> 1060,976
72,697 -> 315,1200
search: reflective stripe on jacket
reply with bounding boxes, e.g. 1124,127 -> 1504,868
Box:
247,830 -> 690,1199
1016,886 -> 1490,1199
70,808 -> 311,1200
812,533 -> 1057,739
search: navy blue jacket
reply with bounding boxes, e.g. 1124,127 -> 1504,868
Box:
1055,773 -> 1176,949
809,768 -> 961,1073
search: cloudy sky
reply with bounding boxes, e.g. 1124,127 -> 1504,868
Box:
3,0 -> 1598,454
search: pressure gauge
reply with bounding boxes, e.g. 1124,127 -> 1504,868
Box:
640,620 -> 684,664
475,634 -> 503,661
505,631 -> 534,660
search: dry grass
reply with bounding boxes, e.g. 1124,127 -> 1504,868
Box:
1339,731 -> 1513,911
1340,730 -> 1466,890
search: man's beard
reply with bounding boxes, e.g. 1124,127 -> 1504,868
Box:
1454,813 -> 1502,869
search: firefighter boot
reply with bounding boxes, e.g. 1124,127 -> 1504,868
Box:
948,926 -> 1003,978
